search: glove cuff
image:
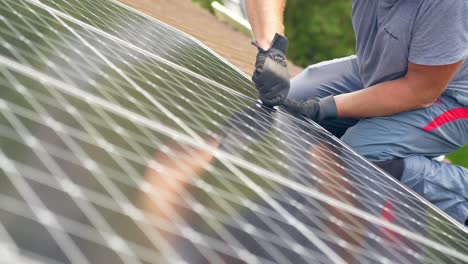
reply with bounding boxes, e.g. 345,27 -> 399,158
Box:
252,33 -> 288,54
318,95 -> 338,121
270,33 -> 288,54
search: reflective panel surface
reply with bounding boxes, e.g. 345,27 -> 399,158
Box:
0,0 -> 467,263
35,0 -> 257,98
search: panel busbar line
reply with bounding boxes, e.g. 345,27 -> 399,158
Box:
0,0 -> 466,263
35,0 -> 257,99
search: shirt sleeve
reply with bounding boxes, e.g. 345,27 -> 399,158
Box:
409,0 -> 468,66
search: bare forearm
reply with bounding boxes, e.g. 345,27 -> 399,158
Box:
246,0 -> 286,50
335,78 -> 437,118
335,60 -> 463,119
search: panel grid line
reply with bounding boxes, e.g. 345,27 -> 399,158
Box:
1,55 -> 466,261
0,0 -> 467,263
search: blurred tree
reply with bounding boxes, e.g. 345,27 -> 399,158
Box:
448,145 -> 468,168
284,0 -> 355,67
193,0 -> 219,11
193,0 -> 355,67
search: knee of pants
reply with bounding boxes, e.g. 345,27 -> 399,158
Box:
340,118 -> 410,161
288,67 -> 332,100
401,156 -> 468,199
401,156 -> 468,225
288,56 -> 361,100
340,129 -> 390,161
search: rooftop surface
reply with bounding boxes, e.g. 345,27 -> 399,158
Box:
119,0 -> 303,77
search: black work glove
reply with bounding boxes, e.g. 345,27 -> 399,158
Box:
282,95 -> 338,123
252,33 -> 290,107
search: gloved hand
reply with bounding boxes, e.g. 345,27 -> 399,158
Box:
252,33 -> 290,107
282,95 -> 338,123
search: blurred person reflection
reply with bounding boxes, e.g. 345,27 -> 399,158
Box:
277,113 -> 419,262
139,105 -> 420,262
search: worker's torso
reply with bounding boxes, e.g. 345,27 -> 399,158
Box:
352,0 -> 468,105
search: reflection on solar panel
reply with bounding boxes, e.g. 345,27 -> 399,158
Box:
0,0 -> 466,263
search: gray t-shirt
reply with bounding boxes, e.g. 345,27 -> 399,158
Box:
352,0 -> 468,105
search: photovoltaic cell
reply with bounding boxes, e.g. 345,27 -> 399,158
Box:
34,0 -> 257,99
0,0 -> 466,263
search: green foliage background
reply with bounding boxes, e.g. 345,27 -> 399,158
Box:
193,0 -> 466,166
284,0 -> 354,66
449,146 -> 468,168
194,0 -> 355,66
193,0 -> 216,11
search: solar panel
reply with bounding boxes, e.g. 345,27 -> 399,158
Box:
0,0 -> 466,263
33,0 -> 257,99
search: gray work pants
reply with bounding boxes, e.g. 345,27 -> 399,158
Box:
289,55 -> 468,226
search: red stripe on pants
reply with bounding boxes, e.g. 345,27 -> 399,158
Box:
423,107 -> 468,131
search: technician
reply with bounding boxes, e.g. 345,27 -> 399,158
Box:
246,0 -> 468,226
